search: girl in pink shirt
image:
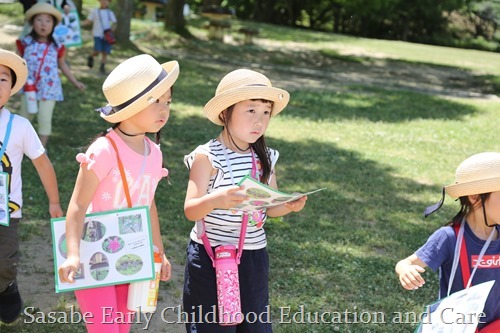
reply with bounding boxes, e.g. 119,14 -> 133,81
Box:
58,54 -> 179,333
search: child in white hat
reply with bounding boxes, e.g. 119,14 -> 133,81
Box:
183,69 -> 308,331
396,152 -> 500,332
16,2 -> 85,148
57,54 -> 179,333
0,48 -> 63,323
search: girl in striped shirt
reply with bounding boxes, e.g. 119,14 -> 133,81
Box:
183,69 -> 307,333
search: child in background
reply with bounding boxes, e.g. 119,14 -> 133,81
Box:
0,48 -> 63,323
19,0 -> 71,38
58,54 -> 179,333
395,152 -> 500,332
183,69 -> 308,332
16,2 -> 85,148
82,0 -> 116,75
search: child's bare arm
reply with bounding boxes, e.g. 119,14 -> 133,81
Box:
395,254 -> 427,290
58,167 -> 99,283
31,153 -> 63,218
58,56 -> 85,91
184,154 -> 247,221
150,200 -> 171,281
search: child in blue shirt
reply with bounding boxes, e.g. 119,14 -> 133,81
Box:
396,152 -> 500,332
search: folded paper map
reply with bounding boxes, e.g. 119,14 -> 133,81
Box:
234,175 -> 325,212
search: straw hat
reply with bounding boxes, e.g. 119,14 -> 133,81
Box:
0,49 -> 28,96
445,152 -> 500,198
97,54 -> 179,123
25,3 -> 63,25
204,69 -> 289,126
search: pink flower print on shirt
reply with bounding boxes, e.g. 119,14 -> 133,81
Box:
101,192 -> 112,201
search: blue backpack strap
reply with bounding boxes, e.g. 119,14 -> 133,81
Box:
0,113 -> 15,162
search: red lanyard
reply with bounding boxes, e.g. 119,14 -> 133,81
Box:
34,44 -> 51,87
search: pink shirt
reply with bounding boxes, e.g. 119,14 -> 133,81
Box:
76,131 -> 168,213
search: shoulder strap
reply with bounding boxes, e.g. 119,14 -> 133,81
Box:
34,44 -> 51,86
200,215 -> 248,267
106,136 -> 132,208
453,223 -> 471,289
98,9 -> 111,31
0,113 -> 15,163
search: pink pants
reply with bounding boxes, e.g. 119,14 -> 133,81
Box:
75,284 -> 135,333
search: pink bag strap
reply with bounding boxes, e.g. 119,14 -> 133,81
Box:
200,215 -> 248,267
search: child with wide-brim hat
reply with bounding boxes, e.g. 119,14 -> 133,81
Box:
182,68 -> 307,331
396,152 -> 500,332
0,48 -> 63,324
58,54 -> 179,333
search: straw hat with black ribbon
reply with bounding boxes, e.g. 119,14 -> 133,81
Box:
0,48 -> 28,96
424,152 -> 500,217
25,3 -> 63,25
204,69 -> 290,126
96,54 -> 179,123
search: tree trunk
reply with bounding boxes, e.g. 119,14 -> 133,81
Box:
115,0 -> 132,43
165,0 -> 192,38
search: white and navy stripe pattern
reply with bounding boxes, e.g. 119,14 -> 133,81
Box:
184,139 -> 279,250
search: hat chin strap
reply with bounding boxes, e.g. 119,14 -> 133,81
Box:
480,194 -> 495,227
116,125 -> 145,137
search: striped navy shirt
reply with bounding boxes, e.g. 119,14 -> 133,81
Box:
184,139 -> 279,250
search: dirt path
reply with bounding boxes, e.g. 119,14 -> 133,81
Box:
18,227 -> 185,332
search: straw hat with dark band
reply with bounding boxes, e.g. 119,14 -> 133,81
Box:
204,69 -> 290,126
424,152 -> 500,217
97,54 -> 179,123
0,48 -> 28,96
25,3 -> 63,25
445,152 -> 500,198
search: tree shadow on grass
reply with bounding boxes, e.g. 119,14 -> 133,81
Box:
285,86 -> 478,123
160,57 -> 481,124
258,137 -> 449,333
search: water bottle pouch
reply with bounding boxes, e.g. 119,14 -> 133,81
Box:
214,245 -> 243,326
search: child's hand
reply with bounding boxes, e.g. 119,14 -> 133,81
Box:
58,257 -> 80,283
75,81 -> 86,91
398,264 -> 426,290
213,185 -> 248,209
284,195 -> 307,212
160,254 -> 172,282
49,203 -> 63,218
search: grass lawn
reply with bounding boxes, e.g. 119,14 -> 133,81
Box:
1,4 -> 500,332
